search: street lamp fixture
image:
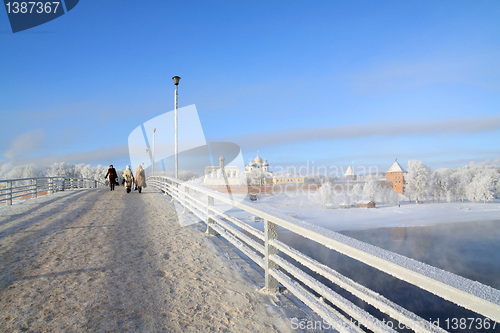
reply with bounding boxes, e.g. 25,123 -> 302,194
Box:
172,76 -> 181,178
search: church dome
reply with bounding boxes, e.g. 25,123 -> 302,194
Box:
254,152 -> 263,164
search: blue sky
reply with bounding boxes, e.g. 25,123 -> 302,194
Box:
1,0 -> 499,175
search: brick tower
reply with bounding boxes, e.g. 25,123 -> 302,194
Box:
386,160 -> 406,194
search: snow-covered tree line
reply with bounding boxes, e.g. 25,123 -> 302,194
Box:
316,177 -> 405,207
406,161 -> 500,204
315,161 -> 499,207
0,163 -> 113,182
0,163 -> 203,183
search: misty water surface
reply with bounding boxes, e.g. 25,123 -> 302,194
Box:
279,220 -> 500,333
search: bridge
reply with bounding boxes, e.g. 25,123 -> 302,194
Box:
1,177 -> 499,332
0,181 -> 321,332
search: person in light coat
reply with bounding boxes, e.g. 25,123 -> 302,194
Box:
122,166 -> 134,193
135,165 -> 146,193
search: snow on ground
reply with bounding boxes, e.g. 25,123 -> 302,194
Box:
243,193 -> 500,231
0,188 -> 327,332
3,186 -> 498,331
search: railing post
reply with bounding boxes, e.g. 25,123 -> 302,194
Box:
170,180 -> 175,202
49,178 -> 53,194
94,180 -> 97,188
182,185 -> 188,213
32,179 -> 37,199
9,181 -> 13,205
265,219 -> 279,293
62,179 -> 66,191
205,195 -> 217,235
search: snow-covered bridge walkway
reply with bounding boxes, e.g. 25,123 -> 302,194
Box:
0,188 -> 315,332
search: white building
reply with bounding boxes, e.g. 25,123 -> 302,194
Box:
245,152 -> 273,185
344,166 -> 357,180
204,155 -> 245,186
204,151 -> 307,186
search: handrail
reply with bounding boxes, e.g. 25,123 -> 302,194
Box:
148,175 -> 500,332
0,176 -> 106,205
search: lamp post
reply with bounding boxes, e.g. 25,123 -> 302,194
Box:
172,76 -> 181,179
152,128 -> 156,176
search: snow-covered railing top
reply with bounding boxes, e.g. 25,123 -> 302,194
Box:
148,175 -> 500,333
0,176 -> 106,205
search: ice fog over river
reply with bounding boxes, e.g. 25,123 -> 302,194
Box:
280,220 -> 500,333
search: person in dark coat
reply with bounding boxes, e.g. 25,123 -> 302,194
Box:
104,165 -> 118,191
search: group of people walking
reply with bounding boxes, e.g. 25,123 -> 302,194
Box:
104,165 -> 146,193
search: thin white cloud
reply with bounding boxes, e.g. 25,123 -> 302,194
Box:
3,129 -> 47,159
227,116 -> 500,150
349,52 -> 500,94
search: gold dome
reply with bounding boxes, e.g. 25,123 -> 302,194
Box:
254,152 -> 263,164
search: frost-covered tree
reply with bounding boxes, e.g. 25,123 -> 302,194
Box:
5,165 -> 27,180
2,162 -> 114,182
359,178 -> 404,205
351,183 -> 364,204
45,162 -> 76,178
75,163 -> 95,179
95,164 -> 109,182
332,192 -> 348,207
406,160 -> 431,204
374,186 -> 403,205
361,178 -> 379,202
6,164 -> 43,179
5,164 -> 43,187
496,169 -> 500,199
0,162 -> 15,179
316,182 -> 332,207
246,170 -> 266,186
465,166 -> 499,203
452,167 -> 473,202
432,168 -> 455,202
385,187 -> 404,205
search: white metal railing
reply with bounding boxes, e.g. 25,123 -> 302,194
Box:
148,175 -> 500,333
0,176 -> 105,205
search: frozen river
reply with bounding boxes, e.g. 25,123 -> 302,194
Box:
341,220 -> 500,290
281,220 -> 500,333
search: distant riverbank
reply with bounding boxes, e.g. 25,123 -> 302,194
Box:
253,195 -> 500,231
